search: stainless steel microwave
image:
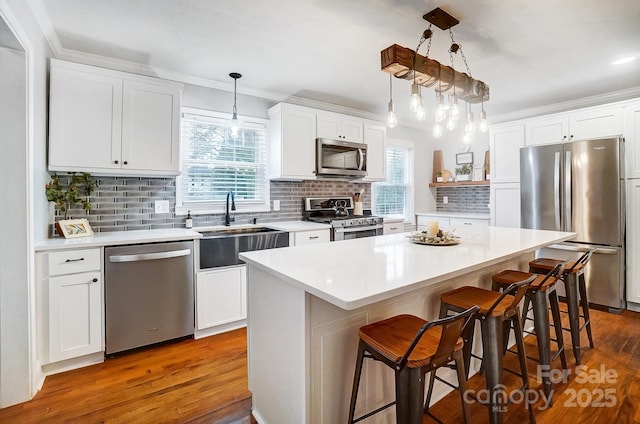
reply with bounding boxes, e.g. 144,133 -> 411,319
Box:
315,138 -> 367,178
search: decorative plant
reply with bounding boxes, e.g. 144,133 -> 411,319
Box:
455,164 -> 472,175
436,171 -> 443,177
45,172 -> 96,219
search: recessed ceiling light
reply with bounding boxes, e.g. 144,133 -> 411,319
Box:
612,56 -> 636,66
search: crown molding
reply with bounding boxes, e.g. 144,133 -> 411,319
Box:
25,0 -> 62,55
492,86 -> 640,124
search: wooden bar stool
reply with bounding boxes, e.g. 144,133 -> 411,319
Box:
491,262 -> 568,403
529,249 -> 595,365
347,306 -> 478,424
439,276 -> 535,424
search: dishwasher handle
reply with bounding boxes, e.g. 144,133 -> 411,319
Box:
109,249 -> 191,263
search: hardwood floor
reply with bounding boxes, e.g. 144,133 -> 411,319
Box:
0,329 -> 256,424
1,308 -> 639,423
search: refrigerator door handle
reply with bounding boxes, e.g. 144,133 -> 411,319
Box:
554,151 -> 561,230
564,151 -> 572,231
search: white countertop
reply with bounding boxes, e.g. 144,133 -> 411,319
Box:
35,228 -> 202,251
416,211 -> 490,220
35,221 -> 328,251
239,227 -> 575,310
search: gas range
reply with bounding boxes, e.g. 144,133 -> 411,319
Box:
304,197 -> 383,241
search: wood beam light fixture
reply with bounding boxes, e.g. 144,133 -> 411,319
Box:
381,7 -> 489,141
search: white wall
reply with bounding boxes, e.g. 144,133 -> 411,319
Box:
432,126 -> 490,179
182,83 -> 275,119
0,0 -> 52,406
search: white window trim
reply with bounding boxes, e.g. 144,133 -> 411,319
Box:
175,107 -> 270,216
372,138 -> 415,224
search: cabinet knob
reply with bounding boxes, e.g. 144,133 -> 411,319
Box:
92,278 -> 98,283
114,160 -> 119,164
123,161 -> 128,165
562,136 -> 567,140
570,135 -> 574,139
309,236 -> 319,240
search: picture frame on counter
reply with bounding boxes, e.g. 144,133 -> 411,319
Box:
456,152 -> 473,165
56,218 -> 94,239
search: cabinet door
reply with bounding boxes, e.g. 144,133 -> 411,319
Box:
317,113 -> 363,142
196,266 -> 246,330
362,123 -> 386,181
280,106 -> 317,179
49,65 -> 123,172
490,124 -> 525,183
48,271 -> 102,363
294,229 -> 331,245
339,117 -> 364,142
625,102 -> 640,179
490,183 -> 521,228
525,115 -> 569,146
121,80 -> 181,174
626,179 -> 640,305
569,106 -> 623,141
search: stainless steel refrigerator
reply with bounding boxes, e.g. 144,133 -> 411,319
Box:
520,137 -> 625,312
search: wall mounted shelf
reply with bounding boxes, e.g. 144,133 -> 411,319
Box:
428,180 -> 490,187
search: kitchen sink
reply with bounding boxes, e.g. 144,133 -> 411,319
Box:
199,226 -> 280,237
199,226 -> 289,269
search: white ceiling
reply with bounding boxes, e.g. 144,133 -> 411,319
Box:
31,0 -> 640,125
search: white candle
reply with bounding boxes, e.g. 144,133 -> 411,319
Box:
427,220 -> 439,237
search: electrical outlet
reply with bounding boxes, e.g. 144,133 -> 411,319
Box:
443,196 -> 448,204
155,200 -> 170,214
273,200 -> 280,211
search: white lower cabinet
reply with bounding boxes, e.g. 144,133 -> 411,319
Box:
449,217 -> 490,228
196,266 -> 247,331
293,229 -> 331,245
49,271 -> 102,363
37,247 -> 104,368
383,221 -> 404,235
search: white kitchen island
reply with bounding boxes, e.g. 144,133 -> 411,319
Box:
239,227 -> 575,424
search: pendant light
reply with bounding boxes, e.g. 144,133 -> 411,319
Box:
386,74 -> 398,128
229,72 -> 242,139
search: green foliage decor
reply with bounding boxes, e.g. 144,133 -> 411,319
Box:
455,164 -> 472,175
45,172 -> 96,219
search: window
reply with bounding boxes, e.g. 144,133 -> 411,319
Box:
176,108 -> 269,214
372,141 -> 414,221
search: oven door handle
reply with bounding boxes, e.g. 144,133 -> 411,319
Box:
334,224 -> 384,234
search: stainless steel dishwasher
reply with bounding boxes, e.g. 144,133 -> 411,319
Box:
105,240 -> 194,355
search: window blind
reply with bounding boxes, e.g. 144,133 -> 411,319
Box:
180,112 -> 268,208
373,145 -> 413,219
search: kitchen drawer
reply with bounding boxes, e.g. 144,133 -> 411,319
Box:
48,248 -> 101,276
449,218 -> 489,228
383,222 -> 404,235
294,229 -> 330,246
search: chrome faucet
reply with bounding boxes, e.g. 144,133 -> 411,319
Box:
225,191 -> 236,226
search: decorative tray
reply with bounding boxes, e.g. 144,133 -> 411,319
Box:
408,230 -> 460,246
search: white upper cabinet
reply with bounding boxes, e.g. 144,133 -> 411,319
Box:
48,59 -> 183,176
317,112 -> 364,142
525,106 -> 623,146
362,122 -> 386,181
489,123 -> 525,183
268,103 -> 317,180
625,101 -> 640,179
568,106 -> 623,140
268,103 -> 386,181
525,114 -> 569,146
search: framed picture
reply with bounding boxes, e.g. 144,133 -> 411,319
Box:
456,152 -> 474,165
56,218 -> 94,239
